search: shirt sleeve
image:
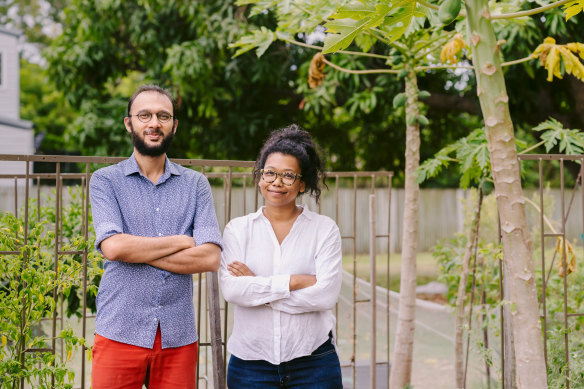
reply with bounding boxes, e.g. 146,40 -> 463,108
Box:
269,222 -> 342,314
192,175 -> 223,250
89,171 -> 123,254
219,221 -> 291,307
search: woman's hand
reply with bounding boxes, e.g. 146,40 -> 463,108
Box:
228,261 -> 256,277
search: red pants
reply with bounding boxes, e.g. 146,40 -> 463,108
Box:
91,327 -> 198,389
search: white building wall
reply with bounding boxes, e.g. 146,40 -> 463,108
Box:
0,124 -> 34,187
0,29 -> 20,119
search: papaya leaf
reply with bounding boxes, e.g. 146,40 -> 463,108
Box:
563,0 -> 584,21
532,37 -> 584,82
440,33 -> 466,64
533,118 -> 584,154
323,4 -> 392,53
416,154 -> 454,183
380,0 -> 419,41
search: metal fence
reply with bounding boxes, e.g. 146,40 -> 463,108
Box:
516,154 -> 584,389
0,154 -> 393,389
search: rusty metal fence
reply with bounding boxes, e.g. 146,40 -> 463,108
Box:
516,154 -> 584,389
0,154 -> 393,389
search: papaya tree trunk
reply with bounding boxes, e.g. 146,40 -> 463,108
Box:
464,0 -> 547,387
454,188 -> 483,388
390,68 -> 420,389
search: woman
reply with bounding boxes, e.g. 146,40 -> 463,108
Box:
219,124 -> 343,388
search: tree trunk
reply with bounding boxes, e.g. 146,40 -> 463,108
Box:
464,0 -> 547,387
389,69 -> 420,389
455,189 -> 483,388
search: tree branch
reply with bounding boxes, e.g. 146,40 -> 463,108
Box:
279,35 -> 392,59
321,56 -> 399,74
490,0 -> 572,20
414,64 -> 474,71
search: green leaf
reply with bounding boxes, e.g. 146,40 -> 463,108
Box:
417,114 -> 429,126
398,69 -> 409,78
323,4 -> 392,54
393,93 -> 407,108
533,118 -> 584,154
228,26 -> 276,58
379,0 -> 418,42
416,154 -> 453,183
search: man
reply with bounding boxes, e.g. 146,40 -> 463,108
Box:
89,85 -> 222,388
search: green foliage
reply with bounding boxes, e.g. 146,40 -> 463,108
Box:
323,3 -> 393,53
417,128 -> 490,188
229,26 -> 276,57
393,93 -> 407,108
20,59 -> 78,153
532,118 -> 584,155
0,187 -> 102,387
45,0 -> 313,160
418,119 -> 584,188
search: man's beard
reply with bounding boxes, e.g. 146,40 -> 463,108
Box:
130,123 -> 175,157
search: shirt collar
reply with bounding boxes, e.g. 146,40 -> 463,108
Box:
251,204 -> 314,221
123,153 -> 182,182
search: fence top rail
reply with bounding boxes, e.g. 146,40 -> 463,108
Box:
0,154 -> 256,167
519,154 -> 584,161
0,155 -> 394,179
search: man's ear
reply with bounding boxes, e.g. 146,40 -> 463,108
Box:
124,116 -> 132,133
173,119 -> 179,134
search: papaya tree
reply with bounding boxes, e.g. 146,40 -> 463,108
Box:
418,120 -> 584,388
232,1 -> 583,388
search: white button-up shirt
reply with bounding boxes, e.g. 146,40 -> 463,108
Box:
220,205 -> 342,364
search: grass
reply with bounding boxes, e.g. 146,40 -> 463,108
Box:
342,251 -> 439,292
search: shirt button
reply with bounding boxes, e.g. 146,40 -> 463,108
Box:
158,305 -> 162,309
158,233 -> 162,237
156,208 -> 160,212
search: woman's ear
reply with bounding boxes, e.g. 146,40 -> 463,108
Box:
299,181 -> 306,194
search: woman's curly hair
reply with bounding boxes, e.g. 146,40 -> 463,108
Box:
254,124 -> 327,204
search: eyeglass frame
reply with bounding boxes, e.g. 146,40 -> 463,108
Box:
259,169 -> 302,186
128,111 -> 176,123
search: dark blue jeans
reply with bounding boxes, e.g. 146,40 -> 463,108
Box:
227,335 -> 343,388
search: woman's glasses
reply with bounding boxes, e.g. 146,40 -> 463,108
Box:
260,169 -> 302,186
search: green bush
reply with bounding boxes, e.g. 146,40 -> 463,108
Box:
0,186 -> 102,388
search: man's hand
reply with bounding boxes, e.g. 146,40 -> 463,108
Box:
228,261 -> 255,277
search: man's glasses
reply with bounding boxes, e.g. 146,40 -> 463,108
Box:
129,111 -> 174,123
260,169 -> 302,186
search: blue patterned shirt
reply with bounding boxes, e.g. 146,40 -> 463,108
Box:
89,154 -> 222,349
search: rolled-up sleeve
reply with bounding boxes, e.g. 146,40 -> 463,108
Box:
89,172 -> 123,254
192,176 -> 223,250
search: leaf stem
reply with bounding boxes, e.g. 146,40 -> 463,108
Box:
414,64 -> 474,71
418,0 -> 439,10
279,36 -> 392,59
490,0 -> 572,20
501,55 -> 534,67
518,140 -> 546,154
321,56 -> 400,74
